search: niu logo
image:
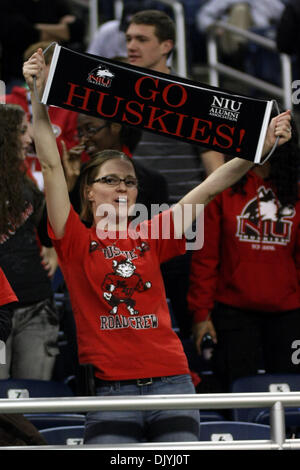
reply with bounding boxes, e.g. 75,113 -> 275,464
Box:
87,65 -> 115,88
209,95 -> 242,121
236,187 -> 295,245
211,95 -> 242,112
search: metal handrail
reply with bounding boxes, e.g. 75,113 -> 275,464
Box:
113,0 -> 187,77
1,391 -> 300,449
70,0 -> 99,42
207,20 -> 293,109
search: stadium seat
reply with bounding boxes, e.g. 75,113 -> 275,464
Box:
199,421 -> 271,441
39,425 -> 85,445
0,378 -> 83,433
230,373 -> 300,422
254,408 -> 300,426
253,408 -> 300,438
23,413 -> 86,430
200,411 -> 226,422
0,378 -> 74,399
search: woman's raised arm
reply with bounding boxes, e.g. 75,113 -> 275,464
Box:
23,48 -> 70,239
173,110 -> 292,236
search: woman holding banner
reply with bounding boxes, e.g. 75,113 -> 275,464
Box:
23,48 -> 291,444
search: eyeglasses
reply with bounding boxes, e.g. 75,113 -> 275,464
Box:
77,123 -> 108,138
92,175 -> 138,188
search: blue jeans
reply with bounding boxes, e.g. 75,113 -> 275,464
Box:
0,298 -> 59,380
84,374 -> 200,444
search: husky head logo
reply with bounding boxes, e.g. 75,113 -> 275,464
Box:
87,65 -> 115,88
112,259 -> 136,278
236,186 -> 296,245
243,188 -> 295,223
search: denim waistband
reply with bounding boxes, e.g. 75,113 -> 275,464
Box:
95,377 -> 161,387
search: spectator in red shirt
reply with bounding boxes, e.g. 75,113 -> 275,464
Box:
23,46 -> 291,444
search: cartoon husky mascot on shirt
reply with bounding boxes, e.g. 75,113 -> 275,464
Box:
102,259 -> 151,315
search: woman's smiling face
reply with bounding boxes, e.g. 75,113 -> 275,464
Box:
86,158 -> 138,228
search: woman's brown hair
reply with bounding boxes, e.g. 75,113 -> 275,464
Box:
0,104 -> 30,236
79,149 -> 137,226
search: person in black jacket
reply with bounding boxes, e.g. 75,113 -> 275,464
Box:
0,104 -> 59,380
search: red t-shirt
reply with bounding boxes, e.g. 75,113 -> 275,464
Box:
188,171 -> 300,322
49,206 -> 189,380
0,268 -> 18,306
